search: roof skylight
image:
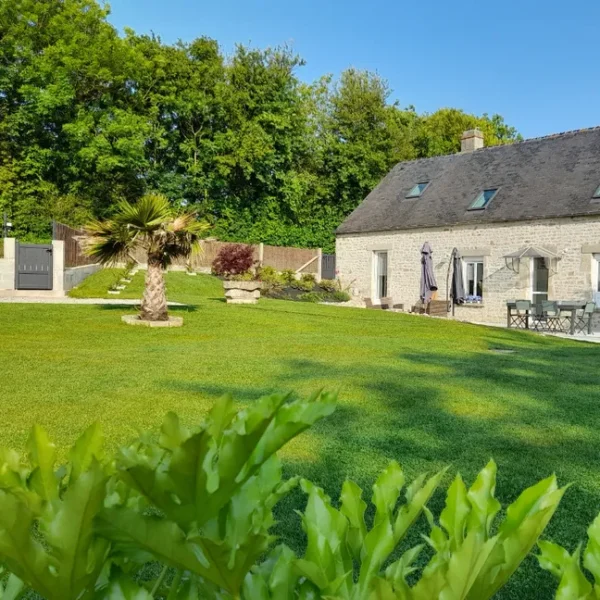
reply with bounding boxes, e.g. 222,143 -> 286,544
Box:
405,182 -> 430,198
469,188 -> 498,210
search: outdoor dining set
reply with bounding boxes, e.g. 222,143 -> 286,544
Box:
506,300 -> 596,335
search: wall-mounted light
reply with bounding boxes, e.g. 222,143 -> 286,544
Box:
2,213 -> 13,238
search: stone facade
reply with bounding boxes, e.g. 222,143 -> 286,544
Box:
336,216 -> 600,327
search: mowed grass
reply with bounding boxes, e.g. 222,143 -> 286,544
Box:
2,270 -> 600,598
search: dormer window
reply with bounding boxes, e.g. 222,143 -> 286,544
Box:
406,182 -> 430,198
469,188 -> 498,210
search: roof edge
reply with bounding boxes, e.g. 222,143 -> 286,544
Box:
336,211 -> 600,237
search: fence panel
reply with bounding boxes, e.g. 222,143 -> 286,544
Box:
262,245 -> 319,273
52,222 -> 96,268
126,239 -> 319,274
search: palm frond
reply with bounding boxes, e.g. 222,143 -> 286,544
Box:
83,196 -> 212,268
159,213 -> 210,267
113,194 -> 173,232
83,219 -> 137,265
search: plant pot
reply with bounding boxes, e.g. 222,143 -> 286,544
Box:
223,280 -> 262,304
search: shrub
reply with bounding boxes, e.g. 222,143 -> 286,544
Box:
0,391 -> 336,600
293,460 -> 566,599
212,243 -> 255,278
319,278 -> 339,293
0,391 -> 572,600
231,270 -> 254,281
257,266 -> 284,294
298,291 -> 325,303
281,269 -> 297,284
292,278 -> 314,292
257,265 -> 283,285
301,272 -> 316,284
330,290 -> 351,302
538,511 -> 600,595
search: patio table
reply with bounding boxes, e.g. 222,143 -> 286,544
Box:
506,300 -> 586,334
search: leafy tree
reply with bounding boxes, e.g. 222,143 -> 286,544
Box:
414,108 -> 522,157
84,193 -> 209,321
0,0 -> 521,251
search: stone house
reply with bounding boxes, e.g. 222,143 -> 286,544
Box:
336,127 -> 600,326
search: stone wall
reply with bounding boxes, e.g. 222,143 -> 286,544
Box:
336,216 -> 600,326
64,264 -> 100,291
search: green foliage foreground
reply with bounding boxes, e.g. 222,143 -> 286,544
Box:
0,390 -> 595,599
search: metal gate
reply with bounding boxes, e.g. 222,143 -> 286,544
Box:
321,253 -> 336,280
16,243 -> 53,290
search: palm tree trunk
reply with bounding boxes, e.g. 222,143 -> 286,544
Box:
140,258 -> 168,321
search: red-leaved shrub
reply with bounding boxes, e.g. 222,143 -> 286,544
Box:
212,244 -> 255,278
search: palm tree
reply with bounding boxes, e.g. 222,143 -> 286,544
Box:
84,194 -> 209,321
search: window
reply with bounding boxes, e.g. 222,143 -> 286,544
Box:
373,251 -> 388,301
593,185 -> 600,199
593,254 -> 600,304
531,257 -> 549,309
463,258 -> 483,303
405,182 -> 430,198
468,188 -> 498,210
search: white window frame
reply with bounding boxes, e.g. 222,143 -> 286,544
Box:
463,257 -> 484,303
530,257 -> 549,305
372,250 -> 389,302
592,254 -> 600,305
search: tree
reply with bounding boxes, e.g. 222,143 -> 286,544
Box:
414,108 -> 522,157
0,0 -> 521,250
84,194 -> 209,321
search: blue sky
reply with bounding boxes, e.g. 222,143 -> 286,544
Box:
107,0 -> 600,139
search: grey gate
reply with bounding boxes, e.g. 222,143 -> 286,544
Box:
16,243 -> 53,290
321,253 -> 336,280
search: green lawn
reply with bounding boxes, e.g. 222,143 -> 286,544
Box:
2,270 -> 600,598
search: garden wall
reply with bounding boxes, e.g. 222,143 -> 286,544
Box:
64,264 -> 101,291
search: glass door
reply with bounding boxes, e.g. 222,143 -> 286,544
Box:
532,257 -> 548,312
374,251 -> 388,301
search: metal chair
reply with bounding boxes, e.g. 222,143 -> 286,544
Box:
533,301 -> 562,332
574,302 -> 596,334
510,300 -> 531,329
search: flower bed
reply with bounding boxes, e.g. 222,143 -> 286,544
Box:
261,271 -> 351,303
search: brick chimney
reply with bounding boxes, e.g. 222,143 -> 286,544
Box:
460,128 -> 484,153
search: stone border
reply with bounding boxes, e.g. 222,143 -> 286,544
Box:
121,315 -> 183,328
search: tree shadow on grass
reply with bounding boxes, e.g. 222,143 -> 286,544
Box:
157,329 -> 600,599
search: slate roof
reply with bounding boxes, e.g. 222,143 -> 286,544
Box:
336,127 -> 600,235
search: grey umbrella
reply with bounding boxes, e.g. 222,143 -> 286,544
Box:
451,248 -> 465,306
420,242 -> 438,303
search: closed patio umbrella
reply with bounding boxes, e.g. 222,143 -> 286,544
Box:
451,249 -> 465,307
420,242 -> 438,303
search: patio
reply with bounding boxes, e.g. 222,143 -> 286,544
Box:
506,299 -> 597,335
